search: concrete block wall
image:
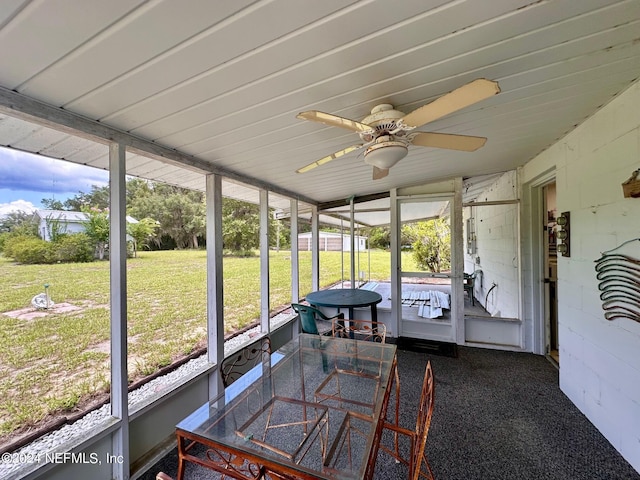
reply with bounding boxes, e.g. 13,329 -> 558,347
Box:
463,170 -> 520,318
522,79 -> 640,472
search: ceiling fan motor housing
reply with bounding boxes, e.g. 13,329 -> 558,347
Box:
359,104 -> 407,141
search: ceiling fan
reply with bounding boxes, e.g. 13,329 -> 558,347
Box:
295,78 -> 500,180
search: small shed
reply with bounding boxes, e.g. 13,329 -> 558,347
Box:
298,231 -> 367,252
34,209 -> 138,241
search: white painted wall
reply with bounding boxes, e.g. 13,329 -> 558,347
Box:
522,80 -> 640,473
463,171 -> 519,319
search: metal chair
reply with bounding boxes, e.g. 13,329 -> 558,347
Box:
220,336 -> 271,387
291,303 -> 343,335
331,318 -> 387,343
464,270 -> 481,306
379,361 -> 435,480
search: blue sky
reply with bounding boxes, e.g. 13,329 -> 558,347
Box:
0,147 -> 109,215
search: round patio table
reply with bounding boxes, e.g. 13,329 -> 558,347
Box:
305,288 -> 382,324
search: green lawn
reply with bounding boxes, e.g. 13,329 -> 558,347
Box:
0,249 -> 415,440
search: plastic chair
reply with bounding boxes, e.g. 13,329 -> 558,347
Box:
291,303 -> 343,335
379,361 -> 435,480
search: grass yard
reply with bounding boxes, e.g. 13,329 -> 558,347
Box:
0,249 -> 413,442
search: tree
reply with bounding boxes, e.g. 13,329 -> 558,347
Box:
405,218 -> 451,272
128,183 -> 205,249
127,217 -> 159,255
366,226 -> 391,250
64,185 -> 110,211
0,211 -> 39,236
81,206 -> 110,260
41,198 -> 65,210
222,198 -> 260,252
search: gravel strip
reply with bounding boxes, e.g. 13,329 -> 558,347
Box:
0,312 -> 297,479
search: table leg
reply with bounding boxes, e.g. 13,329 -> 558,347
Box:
347,308 -> 356,339
176,433 -> 185,480
371,305 -> 379,335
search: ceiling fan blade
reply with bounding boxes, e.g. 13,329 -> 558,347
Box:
411,132 -> 487,151
297,111 -> 373,133
296,144 -> 364,173
372,166 -> 389,180
400,79 -> 500,128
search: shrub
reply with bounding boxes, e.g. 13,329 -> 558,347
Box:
54,233 -> 95,263
0,232 -> 8,253
3,234 -> 40,259
9,237 -> 55,264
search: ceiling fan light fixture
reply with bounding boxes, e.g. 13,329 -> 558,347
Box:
364,141 -> 408,169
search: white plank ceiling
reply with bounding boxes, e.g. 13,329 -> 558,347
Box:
0,0 -> 639,222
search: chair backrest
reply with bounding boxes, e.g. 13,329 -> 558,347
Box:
412,361 -> 435,480
220,336 -> 271,387
291,303 -> 321,334
464,270 -> 482,284
332,319 -> 387,343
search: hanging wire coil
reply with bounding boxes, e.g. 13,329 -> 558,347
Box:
594,239 -> 640,322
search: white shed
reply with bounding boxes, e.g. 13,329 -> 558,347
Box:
298,231 -> 367,252
34,209 -> 138,241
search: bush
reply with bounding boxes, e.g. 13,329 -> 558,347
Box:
0,232 -> 8,253
9,237 -> 55,264
2,234 -> 40,259
54,233 -> 95,263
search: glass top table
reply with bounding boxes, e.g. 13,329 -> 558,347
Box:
175,333 -> 397,480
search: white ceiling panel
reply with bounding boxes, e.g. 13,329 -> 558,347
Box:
0,0 -> 146,89
0,0 -> 638,207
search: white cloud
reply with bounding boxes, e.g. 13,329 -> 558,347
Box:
0,200 -> 36,216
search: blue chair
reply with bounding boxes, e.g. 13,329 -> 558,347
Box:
291,303 -> 343,335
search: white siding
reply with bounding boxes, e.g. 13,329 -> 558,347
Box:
522,80 -> 640,473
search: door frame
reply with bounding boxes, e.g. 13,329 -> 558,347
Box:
523,169 -> 556,355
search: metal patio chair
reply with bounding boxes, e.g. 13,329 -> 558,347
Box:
379,361 -> 435,480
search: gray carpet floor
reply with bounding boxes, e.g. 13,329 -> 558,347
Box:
140,346 -> 639,480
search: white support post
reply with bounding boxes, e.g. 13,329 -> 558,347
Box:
452,177 -> 464,344
109,143 -> 129,480
260,190 -> 270,333
311,206 -> 319,292
390,188 -> 400,338
340,219 -> 345,287
350,197 -> 355,288
290,200 -> 299,304
206,174 -> 224,397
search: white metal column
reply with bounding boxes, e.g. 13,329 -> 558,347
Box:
390,188 -> 400,338
311,206 -> 319,292
109,143 -> 129,480
260,190 -> 270,333
349,197 -> 355,287
290,199 -> 299,304
452,177 -> 464,344
206,174 -> 224,397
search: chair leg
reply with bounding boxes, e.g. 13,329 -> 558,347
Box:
393,368 -> 401,460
